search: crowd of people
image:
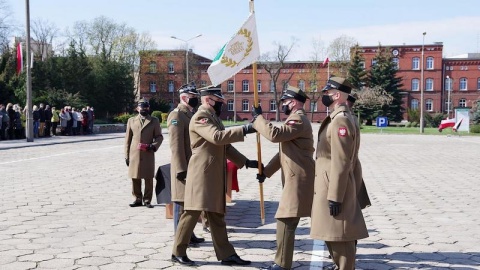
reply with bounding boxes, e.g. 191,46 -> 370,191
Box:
0,103 -> 95,140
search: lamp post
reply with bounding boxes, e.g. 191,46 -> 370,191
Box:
419,32 -> 426,133
170,34 -> 202,84
446,76 -> 452,118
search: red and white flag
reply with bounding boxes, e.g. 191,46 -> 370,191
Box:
322,57 -> 329,67
16,42 -> 23,74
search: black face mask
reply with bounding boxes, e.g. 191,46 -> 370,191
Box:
281,102 -> 292,115
321,95 -> 334,107
212,101 -> 223,116
139,110 -> 149,116
187,97 -> 199,108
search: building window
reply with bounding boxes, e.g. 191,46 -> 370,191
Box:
412,57 -> 419,70
227,100 -> 234,111
270,80 -> 275,92
270,100 -> 277,111
200,80 -> 207,87
425,99 -> 433,111
282,80 -> 288,90
426,57 -> 434,69
392,58 -> 399,69
425,78 -> 433,91
445,100 -> 452,112
310,101 -> 317,112
168,80 -> 174,92
227,80 -> 234,92
298,80 -> 305,91
242,80 -> 249,92
411,99 -> 419,110
257,80 -> 262,92
242,99 -> 249,111
149,61 -> 157,73
411,79 -> 419,91
371,59 -> 377,66
149,81 -> 156,93
459,98 -> 466,107
360,61 -> 365,69
168,61 -> 174,73
460,77 -> 467,90
445,77 -> 453,91
477,78 -> 480,90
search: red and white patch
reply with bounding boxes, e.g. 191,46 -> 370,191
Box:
338,127 -> 348,137
287,120 -> 299,126
199,118 -> 209,124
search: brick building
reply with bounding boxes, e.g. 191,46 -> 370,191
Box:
139,45 -> 480,123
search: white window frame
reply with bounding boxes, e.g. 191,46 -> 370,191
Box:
412,57 -> 420,70
149,61 -> 157,73
477,78 -> 480,90
270,80 -> 275,92
242,99 -> 249,111
269,100 -> 277,111
411,79 -> 419,91
227,100 -> 234,111
411,99 -> 419,110
298,80 -> 305,91
310,100 -> 317,112
425,78 -> 433,91
445,78 -> 452,91
459,98 -> 466,107
392,57 -> 399,69
460,78 -> 467,91
227,80 -> 234,92
242,80 -> 249,92
257,80 -> 262,92
426,57 -> 434,70
168,80 -> 174,93
149,81 -> 156,93
167,61 -> 174,73
425,99 -> 433,111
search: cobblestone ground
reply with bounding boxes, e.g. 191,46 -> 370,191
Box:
1,127 -> 479,270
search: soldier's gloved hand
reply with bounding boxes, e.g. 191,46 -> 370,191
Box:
245,159 -> 259,169
251,105 -> 263,120
257,173 -> 266,183
329,200 -> 342,217
177,171 -> 187,181
147,144 -> 156,151
125,158 -> 129,166
242,123 -> 256,135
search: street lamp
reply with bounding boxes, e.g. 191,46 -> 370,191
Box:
170,34 -> 202,84
419,32 -> 426,133
446,76 -> 452,118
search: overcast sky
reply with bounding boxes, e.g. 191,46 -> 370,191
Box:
8,0 -> 480,60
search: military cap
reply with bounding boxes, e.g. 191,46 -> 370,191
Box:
322,77 -> 353,94
199,85 -> 224,100
280,85 -> 309,103
347,94 -> 357,103
178,82 -> 199,95
137,98 -> 150,108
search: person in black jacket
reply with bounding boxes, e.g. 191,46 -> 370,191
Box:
7,103 -> 16,140
44,105 -> 52,137
38,103 -> 46,137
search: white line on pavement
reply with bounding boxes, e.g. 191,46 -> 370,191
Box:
310,239 -> 326,269
0,145 -> 121,165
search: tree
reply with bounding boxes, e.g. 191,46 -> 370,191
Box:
0,0 -> 15,52
327,35 -> 357,77
31,19 -> 59,60
353,86 -> 393,124
347,44 -> 367,90
260,37 -> 297,121
368,45 -> 404,122
472,96 -> 480,124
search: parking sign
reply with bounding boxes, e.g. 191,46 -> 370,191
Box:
376,117 -> 388,128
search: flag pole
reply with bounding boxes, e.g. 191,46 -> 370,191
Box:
250,0 -> 265,225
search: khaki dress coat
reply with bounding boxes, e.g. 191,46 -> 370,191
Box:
253,109 -> 315,218
351,115 -> 371,209
124,114 -> 163,179
167,104 -> 193,202
184,105 -> 247,214
310,105 -> 368,242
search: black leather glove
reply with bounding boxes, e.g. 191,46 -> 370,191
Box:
245,159 -> 259,169
147,144 -> 156,151
125,158 -> 129,166
257,173 -> 266,183
176,171 -> 187,181
329,200 -> 342,217
252,105 -> 263,118
242,123 -> 256,135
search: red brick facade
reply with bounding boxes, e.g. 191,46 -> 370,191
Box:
139,47 -> 480,122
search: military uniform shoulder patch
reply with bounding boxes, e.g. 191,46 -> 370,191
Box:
199,118 -> 209,124
338,126 -> 348,137
286,120 -> 300,126
171,119 -> 178,126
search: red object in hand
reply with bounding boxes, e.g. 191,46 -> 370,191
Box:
137,143 -> 150,151
227,160 -> 240,192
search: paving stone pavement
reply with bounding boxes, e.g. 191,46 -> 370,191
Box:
1,125 -> 480,270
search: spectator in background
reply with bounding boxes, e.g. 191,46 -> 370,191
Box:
44,105 -> 52,137
51,107 -> 59,136
66,106 -> 73,136
76,108 -> 83,135
71,107 -> 79,135
0,104 -> 8,140
87,106 -> 95,134
38,103 -> 45,137
13,104 -> 24,139
7,103 -> 15,140
81,108 -> 88,135
59,107 -> 70,135
32,105 -> 40,138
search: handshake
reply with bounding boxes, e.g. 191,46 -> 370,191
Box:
245,159 -> 267,183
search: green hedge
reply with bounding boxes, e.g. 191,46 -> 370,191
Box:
114,113 -> 136,124
471,124 -> 480,133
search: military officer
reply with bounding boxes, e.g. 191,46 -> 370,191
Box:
252,85 -> 315,270
171,86 -> 258,266
346,94 -> 371,210
310,77 -> 368,270
124,99 -> 163,208
167,82 -> 204,244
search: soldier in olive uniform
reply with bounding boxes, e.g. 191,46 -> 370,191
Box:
252,86 -> 315,270
311,77 -> 368,270
167,82 -> 204,244
124,99 -> 163,208
171,86 -> 258,266
346,94 -> 371,210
